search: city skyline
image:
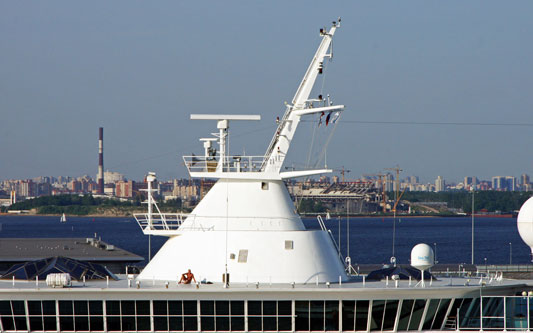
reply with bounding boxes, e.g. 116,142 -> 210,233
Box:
2,169 -> 532,190
1,2 -> 533,182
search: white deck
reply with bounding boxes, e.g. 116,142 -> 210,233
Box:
0,275 -> 528,296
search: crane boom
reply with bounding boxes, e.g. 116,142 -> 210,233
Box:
262,20 -> 342,173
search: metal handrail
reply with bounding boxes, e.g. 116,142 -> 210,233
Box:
183,155 -> 267,173
317,215 -> 347,270
316,215 -> 327,231
134,214 -> 304,234
134,213 -> 192,231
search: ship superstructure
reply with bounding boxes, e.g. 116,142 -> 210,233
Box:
136,20 -> 346,285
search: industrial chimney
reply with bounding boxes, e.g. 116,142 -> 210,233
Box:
97,127 -> 104,194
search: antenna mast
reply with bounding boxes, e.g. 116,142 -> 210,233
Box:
263,19 -> 343,174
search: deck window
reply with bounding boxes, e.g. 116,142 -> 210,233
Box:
0,301 -> 15,331
27,300 -> 56,332
341,300 -> 355,331
295,301 -> 309,331
369,300 -> 400,331
294,300 -> 338,332
369,300 -> 385,331
59,300 -> 104,332
397,299 -> 414,331
422,299 -> 440,330
458,298 -> 481,329
199,300 -> 243,331
444,298 -> 464,330
152,300 -> 197,332
482,297 -> 505,329
342,300 -> 369,332
355,300 -> 370,331
529,297 -> 533,330
9,296 -> 533,332
105,300 -> 153,332
506,297 -> 528,330
408,299 -> 427,331
249,300 -> 292,332
431,299 -> 451,330
383,300 -> 399,331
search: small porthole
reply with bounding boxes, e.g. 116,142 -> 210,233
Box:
261,182 -> 269,190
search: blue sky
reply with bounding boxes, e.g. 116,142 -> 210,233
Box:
1,1 -> 532,183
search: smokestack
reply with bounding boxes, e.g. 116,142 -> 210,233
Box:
97,127 -> 104,194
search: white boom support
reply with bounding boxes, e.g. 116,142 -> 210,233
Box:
262,20 -> 342,173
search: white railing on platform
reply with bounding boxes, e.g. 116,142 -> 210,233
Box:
134,214 -> 305,235
183,155 -> 267,173
134,213 -> 192,234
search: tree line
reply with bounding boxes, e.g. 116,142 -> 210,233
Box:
399,191 -> 533,214
4,194 -> 183,215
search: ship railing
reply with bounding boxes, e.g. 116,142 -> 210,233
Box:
134,213 -> 193,234
182,155 -> 267,173
175,215 -> 302,232
135,214 -> 308,235
476,264 -> 533,273
317,215 -> 348,272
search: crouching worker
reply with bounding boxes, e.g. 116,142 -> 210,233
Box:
179,269 -> 196,284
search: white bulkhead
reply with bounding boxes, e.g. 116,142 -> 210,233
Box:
138,179 -> 348,283
181,179 -> 304,231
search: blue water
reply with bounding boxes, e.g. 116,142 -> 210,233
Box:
0,215 -> 528,266
314,216 -> 528,266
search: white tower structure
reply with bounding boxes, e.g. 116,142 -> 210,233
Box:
136,20 -> 347,284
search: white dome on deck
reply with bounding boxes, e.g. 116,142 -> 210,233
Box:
517,197 -> 533,256
410,243 -> 435,271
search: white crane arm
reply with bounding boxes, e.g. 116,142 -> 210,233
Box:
262,21 -> 340,173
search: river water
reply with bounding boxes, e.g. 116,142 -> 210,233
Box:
0,215 -> 528,266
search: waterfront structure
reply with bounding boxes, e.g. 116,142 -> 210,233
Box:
286,181 -> 380,214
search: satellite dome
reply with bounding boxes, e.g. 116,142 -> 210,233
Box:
517,197 -> 533,255
410,243 -> 435,271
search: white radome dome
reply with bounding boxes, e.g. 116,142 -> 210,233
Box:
517,197 -> 533,255
410,243 -> 435,271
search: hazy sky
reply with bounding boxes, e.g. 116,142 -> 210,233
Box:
1,1 -> 533,183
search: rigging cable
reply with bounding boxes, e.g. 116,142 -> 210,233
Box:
301,120 -> 533,127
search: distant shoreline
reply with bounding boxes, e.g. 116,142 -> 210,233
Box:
0,212 -> 516,219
